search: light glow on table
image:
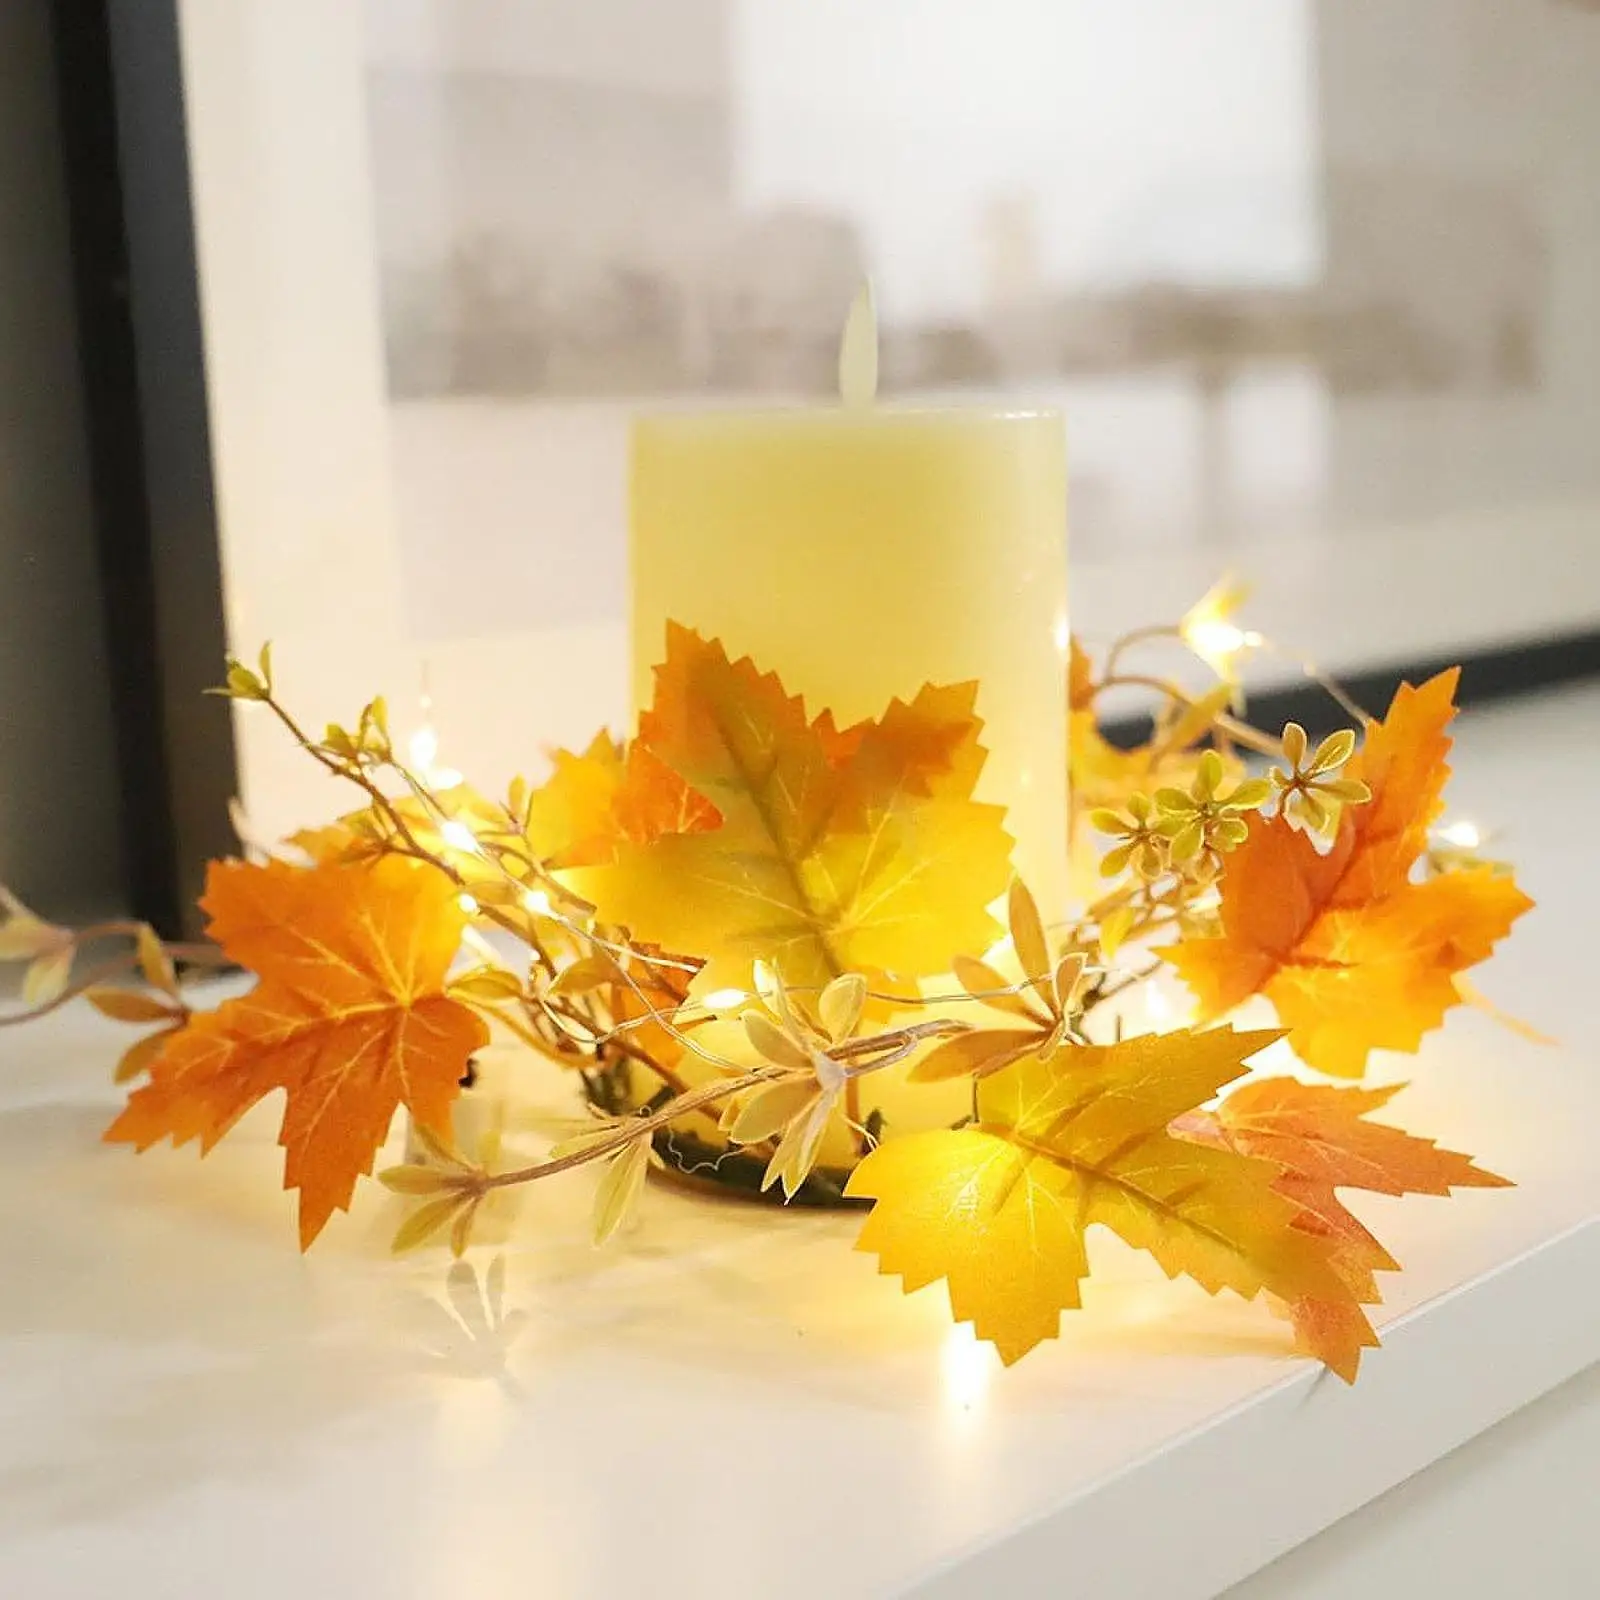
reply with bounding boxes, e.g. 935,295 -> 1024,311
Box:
940,1322 -> 997,1415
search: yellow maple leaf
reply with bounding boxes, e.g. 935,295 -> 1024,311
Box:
522,731 -> 627,862
1167,671 -> 1532,1075
570,625 -> 1014,995
106,856 -> 487,1247
846,1028 -> 1353,1366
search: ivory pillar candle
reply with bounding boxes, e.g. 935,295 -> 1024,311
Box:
630,409 -> 1069,913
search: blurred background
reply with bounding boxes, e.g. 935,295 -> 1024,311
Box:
365,0 -> 1599,641
3,0 -> 1599,930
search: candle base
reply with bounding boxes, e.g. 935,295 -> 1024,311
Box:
579,1057 -> 876,1209
643,1130 -> 868,1210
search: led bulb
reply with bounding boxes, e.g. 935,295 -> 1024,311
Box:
1143,979 -> 1172,1023
440,820 -> 478,853
409,725 -> 440,772
1186,619 -> 1246,662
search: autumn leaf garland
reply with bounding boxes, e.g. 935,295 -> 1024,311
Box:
0,617 -> 1531,1383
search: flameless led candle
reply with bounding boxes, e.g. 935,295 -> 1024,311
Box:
630,291 -> 1069,916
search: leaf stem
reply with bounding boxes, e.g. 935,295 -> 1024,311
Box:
1,955 -> 153,1028
479,1068 -> 780,1189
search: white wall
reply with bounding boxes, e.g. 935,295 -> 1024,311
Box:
1316,0 -> 1600,526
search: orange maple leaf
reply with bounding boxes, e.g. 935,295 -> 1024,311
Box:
570,625 -> 1014,995
295,731 -> 720,879
1166,671 -> 1532,1075
106,856 -> 487,1247
527,731 -> 721,868
1177,1076 -> 1509,1379
609,743 -> 723,846
1068,638 -> 1096,713
523,732 -> 627,862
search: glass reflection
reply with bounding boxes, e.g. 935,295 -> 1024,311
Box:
360,0 -> 1600,640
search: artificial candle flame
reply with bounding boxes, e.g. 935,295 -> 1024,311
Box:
837,281 -> 879,407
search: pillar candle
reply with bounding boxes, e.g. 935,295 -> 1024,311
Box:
630,410 -> 1068,914
624,301 -> 1068,1162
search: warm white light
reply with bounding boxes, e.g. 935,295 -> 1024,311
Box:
457,893 -> 480,916
1185,618 -> 1246,660
940,1323 -> 995,1412
1139,978 -> 1194,1030
441,820 -> 479,854
701,987 -> 748,1011
1052,614 -> 1070,655
1179,576 -> 1259,676
1439,820 -> 1482,850
409,725 -> 440,772
1181,606 -> 1264,678
522,888 -> 552,916
1143,979 -> 1172,1024
408,708 -> 462,789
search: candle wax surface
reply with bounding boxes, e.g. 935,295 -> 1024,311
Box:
631,407 -> 1069,915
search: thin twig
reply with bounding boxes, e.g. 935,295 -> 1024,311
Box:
478,1067 -> 783,1189
1103,623 -> 1181,681
1095,673 -> 1282,758
0,955 -> 157,1028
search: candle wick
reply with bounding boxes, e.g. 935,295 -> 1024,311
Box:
838,280 -> 879,408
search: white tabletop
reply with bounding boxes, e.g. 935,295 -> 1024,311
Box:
3,685 -> 1595,1599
